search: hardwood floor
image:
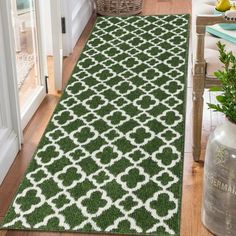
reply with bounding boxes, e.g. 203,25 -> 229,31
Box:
0,1 -> 216,235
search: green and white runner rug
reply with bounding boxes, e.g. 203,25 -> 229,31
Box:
1,15 -> 189,235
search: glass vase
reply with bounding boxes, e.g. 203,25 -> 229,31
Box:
202,118 -> 236,236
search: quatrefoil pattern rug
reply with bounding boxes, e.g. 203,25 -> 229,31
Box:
1,15 -> 189,235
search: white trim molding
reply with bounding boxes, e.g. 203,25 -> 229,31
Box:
0,0 -> 22,185
50,0 -> 63,91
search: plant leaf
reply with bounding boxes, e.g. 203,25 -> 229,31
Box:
207,103 -> 222,112
216,95 -> 225,103
209,86 -> 222,92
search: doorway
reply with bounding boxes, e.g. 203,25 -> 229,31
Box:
0,0 -> 64,184
10,0 -> 48,129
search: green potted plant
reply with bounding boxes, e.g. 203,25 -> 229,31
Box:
202,41 -> 236,236
207,41 -> 236,122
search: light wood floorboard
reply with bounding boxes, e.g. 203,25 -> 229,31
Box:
1,1 -> 215,235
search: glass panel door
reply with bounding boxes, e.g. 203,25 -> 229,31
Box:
10,0 -> 46,128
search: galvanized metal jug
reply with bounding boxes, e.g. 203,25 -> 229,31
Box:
202,118 -> 236,236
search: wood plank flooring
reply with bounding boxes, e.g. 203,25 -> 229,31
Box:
0,1 -> 216,235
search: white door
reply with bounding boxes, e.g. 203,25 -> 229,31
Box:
60,0 -> 94,56
11,0 -> 47,129
0,0 -> 22,184
49,0 -> 94,91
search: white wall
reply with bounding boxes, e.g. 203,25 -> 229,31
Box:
61,0 -> 94,56
42,0 -> 94,56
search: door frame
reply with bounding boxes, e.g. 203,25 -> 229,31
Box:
20,0 -> 47,129
0,0 -> 22,142
50,0 -> 63,91
49,0 -> 95,91
0,0 -> 22,184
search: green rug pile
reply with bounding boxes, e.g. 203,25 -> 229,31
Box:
1,15 -> 189,235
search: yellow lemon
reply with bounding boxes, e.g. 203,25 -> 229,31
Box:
216,0 -> 231,12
